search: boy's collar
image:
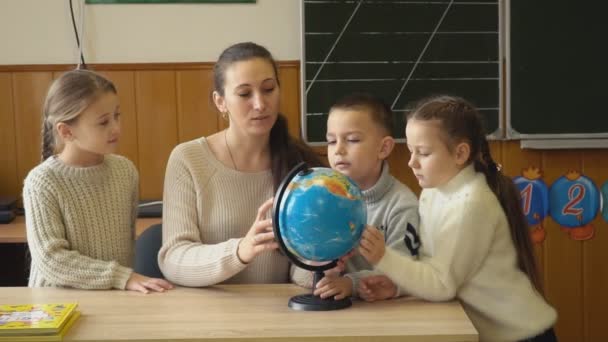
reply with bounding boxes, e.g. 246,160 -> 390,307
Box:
362,161 -> 392,203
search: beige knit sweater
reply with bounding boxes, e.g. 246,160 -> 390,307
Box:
23,154 -> 137,290
159,137 -> 308,287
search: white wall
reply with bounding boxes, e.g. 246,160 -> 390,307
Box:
0,0 -> 301,65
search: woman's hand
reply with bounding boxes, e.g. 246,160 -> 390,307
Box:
126,272 -> 174,294
358,225 -> 386,265
237,197 -> 278,264
358,275 -> 397,302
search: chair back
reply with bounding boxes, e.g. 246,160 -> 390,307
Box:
134,223 -> 163,278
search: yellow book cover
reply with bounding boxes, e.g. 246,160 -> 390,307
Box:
0,311 -> 80,342
0,303 -> 78,336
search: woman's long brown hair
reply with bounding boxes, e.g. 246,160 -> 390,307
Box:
212,42 -> 324,191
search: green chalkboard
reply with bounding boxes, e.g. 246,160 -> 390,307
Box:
301,0 -> 500,144
507,1 -> 608,139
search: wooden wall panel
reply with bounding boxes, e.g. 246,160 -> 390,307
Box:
278,63 -> 302,140
176,69 -> 217,143
581,150 -> 608,342
488,141 -> 502,166
388,144 -> 420,196
0,73 -> 18,198
99,71 -> 139,169
542,150 -> 583,342
12,72 -> 52,188
3,63 -> 608,342
135,71 -> 178,200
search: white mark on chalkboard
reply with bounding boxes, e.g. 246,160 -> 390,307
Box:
306,61 -> 498,64
393,107 -> 499,112
310,77 -> 498,82
306,31 -> 498,35
305,0 -> 364,95
391,0 -> 454,109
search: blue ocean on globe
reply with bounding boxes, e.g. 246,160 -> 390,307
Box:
277,167 -> 367,262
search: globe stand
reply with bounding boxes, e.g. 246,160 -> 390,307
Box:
288,270 -> 352,311
273,162 -> 358,311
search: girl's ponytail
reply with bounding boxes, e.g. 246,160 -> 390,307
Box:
41,117 -> 55,161
477,137 -> 543,293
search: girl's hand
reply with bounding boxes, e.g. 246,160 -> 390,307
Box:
339,249 -> 356,264
358,275 -> 397,302
322,258 -> 347,278
314,275 -> 353,300
126,272 -> 174,294
358,225 -> 386,265
237,198 -> 278,264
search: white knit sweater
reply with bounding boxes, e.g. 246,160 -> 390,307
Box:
376,164 -> 556,342
23,155 -> 137,290
159,137 -> 308,287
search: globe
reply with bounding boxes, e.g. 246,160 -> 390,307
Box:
277,167 -> 366,262
273,162 -> 367,311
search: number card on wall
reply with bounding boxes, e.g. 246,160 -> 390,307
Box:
513,167 -> 549,244
549,171 -> 600,241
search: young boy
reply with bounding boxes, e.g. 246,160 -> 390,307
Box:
314,93 -> 420,300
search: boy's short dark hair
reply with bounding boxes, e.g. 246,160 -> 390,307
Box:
329,93 -> 394,136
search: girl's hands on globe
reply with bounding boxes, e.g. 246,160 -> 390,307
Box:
237,197 -> 279,264
358,275 -> 397,302
314,275 -> 353,300
358,225 -> 386,265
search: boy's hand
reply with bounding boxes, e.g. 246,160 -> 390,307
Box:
126,272 -> 174,294
358,275 -> 397,302
313,275 -> 353,300
358,226 -> 386,265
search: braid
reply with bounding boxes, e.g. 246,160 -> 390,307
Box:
41,118 -> 55,161
479,137 -> 499,190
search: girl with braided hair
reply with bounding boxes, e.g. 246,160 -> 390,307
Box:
356,95 -> 557,342
24,70 -> 173,294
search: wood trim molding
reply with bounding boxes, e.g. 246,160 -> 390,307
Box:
0,60 -> 300,72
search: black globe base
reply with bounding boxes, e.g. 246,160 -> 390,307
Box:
288,294 -> 352,311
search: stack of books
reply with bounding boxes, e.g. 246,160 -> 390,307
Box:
0,303 -> 80,341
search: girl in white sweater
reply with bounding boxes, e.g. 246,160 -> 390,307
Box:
24,70 -> 173,294
357,95 -> 557,342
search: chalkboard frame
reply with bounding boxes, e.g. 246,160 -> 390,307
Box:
505,0 -> 608,140
300,0 -> 504,146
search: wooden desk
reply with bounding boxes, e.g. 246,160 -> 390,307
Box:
0,216 -> 161,243
0,285 -> 478,342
